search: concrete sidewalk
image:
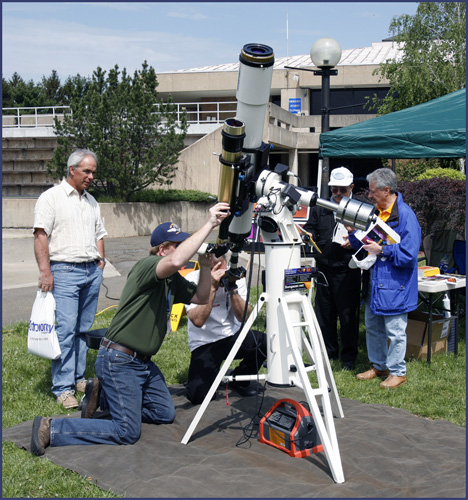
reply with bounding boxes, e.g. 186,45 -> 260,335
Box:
2,231 -> 150,326
2,230 -> 264,326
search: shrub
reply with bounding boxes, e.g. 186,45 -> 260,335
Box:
398,177 -> 466,239
129,189 -> 215,203
416,167 -> 466,181
92,188 -> 216,204
387,158 -> 463,182
393,158 -> 438,181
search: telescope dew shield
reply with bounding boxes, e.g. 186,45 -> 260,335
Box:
236,44 -> 275,150
338,198 -> 377,230
218,119 -> 246,204
217,119 -> 246,245
316,197 -> 377,231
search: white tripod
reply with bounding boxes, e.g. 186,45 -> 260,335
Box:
181,171 -> 345,484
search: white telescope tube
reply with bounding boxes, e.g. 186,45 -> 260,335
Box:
235,44 -> 274,151
228,44 -> 275,239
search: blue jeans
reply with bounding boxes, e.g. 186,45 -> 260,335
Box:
364,293 -> 407,376
50,261 -> 102,397
50,345 -> 175,447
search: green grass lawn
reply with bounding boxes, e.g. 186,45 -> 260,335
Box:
2,294 -> 466,498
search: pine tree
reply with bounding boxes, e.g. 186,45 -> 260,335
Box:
47,62 -> 188,201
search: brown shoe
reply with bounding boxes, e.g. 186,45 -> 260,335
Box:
57,391 -> 79,409
75,379 -> 87,393
81,378 -> 101,419
380,375 -> 407,389
356,367 -> 389,380
31,416 -> 51,456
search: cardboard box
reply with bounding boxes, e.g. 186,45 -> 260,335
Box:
405,311 -> 450,360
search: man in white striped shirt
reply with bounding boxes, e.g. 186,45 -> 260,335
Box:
33,149 -> 107,409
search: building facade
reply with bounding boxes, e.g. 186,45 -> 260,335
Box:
154,40 -> 400,195
2,40 -> 399,198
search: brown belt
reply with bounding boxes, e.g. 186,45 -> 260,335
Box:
101,338 -> 151,362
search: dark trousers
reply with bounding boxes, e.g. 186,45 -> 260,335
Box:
186,329 -> 266,405
314,266 -> 361,365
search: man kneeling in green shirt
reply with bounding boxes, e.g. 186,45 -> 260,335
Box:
31,202 -> 230,455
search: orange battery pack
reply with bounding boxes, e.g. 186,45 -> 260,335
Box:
259,398 -> 323,458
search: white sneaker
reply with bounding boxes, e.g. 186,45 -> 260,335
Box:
57,391 -> 78,409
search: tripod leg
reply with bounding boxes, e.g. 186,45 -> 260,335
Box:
302,299 -> 344,418
279,296 -> 345,484
181,294 -> 267,445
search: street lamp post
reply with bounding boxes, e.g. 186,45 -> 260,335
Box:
310,37 -> 342,198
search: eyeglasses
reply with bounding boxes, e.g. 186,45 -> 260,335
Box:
331,187 -> 350,194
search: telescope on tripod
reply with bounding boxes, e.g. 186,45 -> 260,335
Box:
182,43 -> 377,484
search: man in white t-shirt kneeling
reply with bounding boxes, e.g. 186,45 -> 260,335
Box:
185,253 -> 266,405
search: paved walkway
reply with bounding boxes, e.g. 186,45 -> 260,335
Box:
2,230 -> 263,326
2,231 -> 150,326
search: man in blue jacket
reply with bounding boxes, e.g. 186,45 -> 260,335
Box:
346,168 -> 421,389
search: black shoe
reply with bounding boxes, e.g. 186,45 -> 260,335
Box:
31,416 -> 51,456
81,378 -> 101,418
92,409 -> 112,419
342,361 -> 355,371
231,381 -> 265,397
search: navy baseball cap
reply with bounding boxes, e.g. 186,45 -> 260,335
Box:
150,222 -> 190,247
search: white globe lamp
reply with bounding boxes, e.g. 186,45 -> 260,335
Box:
310,37 -> 342,69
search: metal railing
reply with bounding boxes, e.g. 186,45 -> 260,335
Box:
2,106 -> 72,128
2,101 -> 238,129
172,101 -> 237,124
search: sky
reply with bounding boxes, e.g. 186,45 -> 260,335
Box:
2,1 -> 419,83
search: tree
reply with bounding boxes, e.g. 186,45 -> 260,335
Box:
3,72 -> 45,109
2,77 -> 13,108
47,62 -> 188,201
40,70 -> 63,105
369,2 -> 466,114
60,74 -> 90,105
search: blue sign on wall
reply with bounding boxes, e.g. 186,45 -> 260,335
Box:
289,98 -> 302,114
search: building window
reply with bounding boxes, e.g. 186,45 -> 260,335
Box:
309,87 -> 389,115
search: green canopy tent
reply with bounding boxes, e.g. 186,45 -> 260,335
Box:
319,88 -> 466,159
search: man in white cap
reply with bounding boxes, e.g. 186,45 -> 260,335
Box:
303,167 -> 362,370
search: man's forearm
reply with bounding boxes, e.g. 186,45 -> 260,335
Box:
188,288 -> 217,326
97,238 -> 105,259
157,222 -> 215,279
192,265 -> 212,304
34,229 -> 54,291
34,231 -> 51,273
230,292 -> 252,322
156,202 -> 229,279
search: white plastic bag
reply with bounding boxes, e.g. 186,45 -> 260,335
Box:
349,252 -> 377,270
28,290 -> 61,360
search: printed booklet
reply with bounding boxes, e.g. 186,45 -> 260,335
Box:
353,218 -> 400,246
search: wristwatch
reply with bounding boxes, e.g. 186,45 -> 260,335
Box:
229,289 -> 239,296
99,257 -> 107,264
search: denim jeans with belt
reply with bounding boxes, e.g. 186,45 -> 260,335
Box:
50,261 -> 103,397
50,345 -> 175,447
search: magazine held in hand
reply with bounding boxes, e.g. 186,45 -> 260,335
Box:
349,218 -> 400,270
